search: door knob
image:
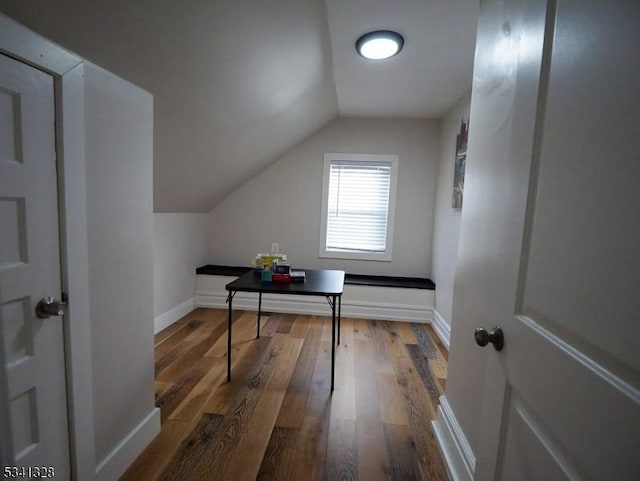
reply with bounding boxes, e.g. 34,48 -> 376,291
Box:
474,326 -> 504,351
36,297 -> 67,319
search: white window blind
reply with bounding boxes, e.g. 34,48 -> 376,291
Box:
326,160 -> 392,253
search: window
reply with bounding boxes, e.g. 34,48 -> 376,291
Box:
319,153 -> 398,261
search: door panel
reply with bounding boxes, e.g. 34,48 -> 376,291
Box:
0,83 -> 22,163
1,297 -> 31,365
0,53 -> 70,475
499,315 -> 639,480
520,0 -> 640,375
498,391 -> 575,481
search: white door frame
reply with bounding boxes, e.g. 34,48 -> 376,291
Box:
0,14 -> 96,480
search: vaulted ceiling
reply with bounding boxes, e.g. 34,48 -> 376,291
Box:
0,0 -> 478,212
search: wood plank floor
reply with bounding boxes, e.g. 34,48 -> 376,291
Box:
121,308 -> 449,481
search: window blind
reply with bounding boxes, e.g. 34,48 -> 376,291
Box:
326,160 -> 392,253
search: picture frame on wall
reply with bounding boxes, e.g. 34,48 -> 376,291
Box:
452,118 -> 468,209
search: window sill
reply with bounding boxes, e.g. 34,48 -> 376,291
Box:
318,250 -> 392,262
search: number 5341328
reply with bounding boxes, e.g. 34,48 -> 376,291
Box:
3,466 -> 55,478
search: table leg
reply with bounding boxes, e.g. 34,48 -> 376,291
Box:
337,294 -> 341,345
257,291 -> 262,338
331,294 -> 336,392
227,292 -> 232,382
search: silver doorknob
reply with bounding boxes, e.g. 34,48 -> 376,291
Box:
36,297 -> 67,319
474,326 -> 504,351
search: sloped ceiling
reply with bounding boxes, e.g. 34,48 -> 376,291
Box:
326,0 -> 478,117
0,0 -> 477,212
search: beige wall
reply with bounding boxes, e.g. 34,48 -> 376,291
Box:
207,117 -> 440,277
431,91 -> 471,325
84,63 -> 156,464
153,213 -> 208,317
0,0 -> 339,213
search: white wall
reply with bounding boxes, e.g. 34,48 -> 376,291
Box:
207,117 -> 440,277
153,213 -> 208,331
431,91 -> 471,327
84,63 -> 158,473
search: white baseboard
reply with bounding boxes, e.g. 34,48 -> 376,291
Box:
195,290 -> 432,323
431,309 -> 451,350
432,395 -> 475,481
95,407 -> 160,481
154,298 -> 195,334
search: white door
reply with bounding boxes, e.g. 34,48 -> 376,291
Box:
0,53 -> 70,476
458,0 -> 640,480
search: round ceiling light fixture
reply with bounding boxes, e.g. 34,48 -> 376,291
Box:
356,30 -> 404,60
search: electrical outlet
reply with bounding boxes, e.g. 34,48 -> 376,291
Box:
271,243 -> 279,253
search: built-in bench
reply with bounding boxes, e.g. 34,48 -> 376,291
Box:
195,264 -> 436,290
194,265 -> 439,332
156,264 -> 448,350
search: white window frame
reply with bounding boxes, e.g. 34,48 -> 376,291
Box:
319,153 -> 399,261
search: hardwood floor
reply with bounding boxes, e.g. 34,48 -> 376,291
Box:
121,308 -> 449,481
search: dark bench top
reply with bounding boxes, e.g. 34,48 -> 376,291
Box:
196,265 -> 435,290
196,265 -> 252,277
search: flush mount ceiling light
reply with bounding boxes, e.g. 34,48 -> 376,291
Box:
356,30 -> 404,60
